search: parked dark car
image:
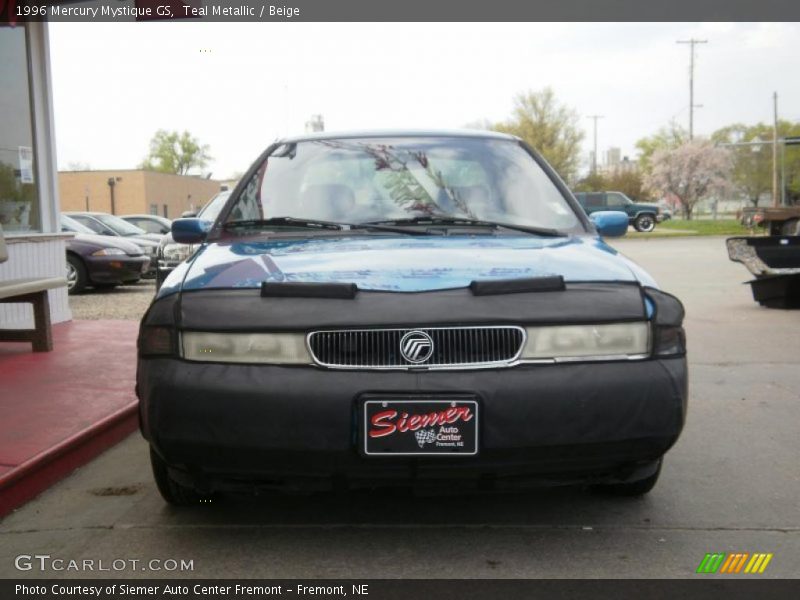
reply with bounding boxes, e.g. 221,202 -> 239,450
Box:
121,214 -> 172,235
65,211 -> 160,276
61,215 -> 150,294
155,192 -> 230,289
574,191 -> 661,232
138,131 -> 687,506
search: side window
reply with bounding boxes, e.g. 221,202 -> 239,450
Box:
228,169 -> 263,222
73,216 -> 105,234
606,193 -> 628,207
585,193 -> 604,208
136,220 -> 158,233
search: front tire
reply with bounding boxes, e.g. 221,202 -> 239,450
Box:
634,213 -> 656,233
66,254 -> 88,295
150,448 -> 212,506
594,459 -> 662,496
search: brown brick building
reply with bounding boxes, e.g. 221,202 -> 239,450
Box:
58,170 -> 224,218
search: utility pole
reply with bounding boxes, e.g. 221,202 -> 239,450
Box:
107,177 -> 117,215
772,91 -> 779,207
677,39 -> 707,139
587,115 -> 604,174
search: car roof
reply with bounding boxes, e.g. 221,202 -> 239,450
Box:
275,129 -> 519,144
121,214 -> 170,220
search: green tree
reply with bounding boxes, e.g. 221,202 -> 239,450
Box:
712,120 -> 800,206
635,121 -> 688,175
492,88 -> 585,183
572,171 -> 608,193
712,123 -> 771,207
607,169 -> 649,201
573,169 -> 648,201
140,130 -> 211,175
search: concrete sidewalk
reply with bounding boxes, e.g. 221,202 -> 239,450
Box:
0,320 -> 140,518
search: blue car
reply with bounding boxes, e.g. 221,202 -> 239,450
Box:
137,131 -> 687,505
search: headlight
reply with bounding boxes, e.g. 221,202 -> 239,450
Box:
91,248 -> 126,256
162,242 -> 194,263
521,322 -> 650,361
182,332 -> 312,364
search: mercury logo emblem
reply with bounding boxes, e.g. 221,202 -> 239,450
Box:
399,331 -> 434,363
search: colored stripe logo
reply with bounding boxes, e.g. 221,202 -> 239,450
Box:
696,553 -> 773,574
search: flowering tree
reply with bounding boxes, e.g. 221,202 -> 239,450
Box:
645,139 -> 733,219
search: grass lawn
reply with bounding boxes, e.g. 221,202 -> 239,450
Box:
627,218 -> 753,238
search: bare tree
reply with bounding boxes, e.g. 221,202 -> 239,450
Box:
64,161 -> 92,171
645,139 -> 733,220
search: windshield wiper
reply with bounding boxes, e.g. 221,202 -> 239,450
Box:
224,217 -> 346,231
362,216 -> 564,237
223,217 -> 437,236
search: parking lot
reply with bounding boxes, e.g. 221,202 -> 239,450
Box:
1,236 -> 798,578
68,279 -> 155,321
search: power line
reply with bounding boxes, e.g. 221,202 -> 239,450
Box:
676,38 -> 708,139
586,115 -> 604,174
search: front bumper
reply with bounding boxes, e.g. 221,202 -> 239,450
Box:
138,357 -> 687,491
86,255 -> 150,285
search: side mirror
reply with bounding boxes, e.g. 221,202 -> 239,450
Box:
181,210 -> 198,218
590,211 -> 629,238
172,218 -> 211,244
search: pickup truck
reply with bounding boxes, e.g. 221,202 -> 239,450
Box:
738,206 -> 800,236
574,191 -> 661,232
727,206 -> 800,308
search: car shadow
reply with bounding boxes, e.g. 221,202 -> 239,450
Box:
83,281 -> 156,294
159,485 -> 651,528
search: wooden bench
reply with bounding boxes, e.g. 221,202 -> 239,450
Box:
0,225 -> 67,352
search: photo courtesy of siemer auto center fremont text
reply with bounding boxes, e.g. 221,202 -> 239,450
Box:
1,1 -> 799,597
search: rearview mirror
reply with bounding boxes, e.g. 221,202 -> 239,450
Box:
589,211 -> 629,238
172,218 -> 211,244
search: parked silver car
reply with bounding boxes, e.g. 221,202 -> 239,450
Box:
65,211 -> 161,277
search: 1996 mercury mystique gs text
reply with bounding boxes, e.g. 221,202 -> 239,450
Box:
136,130 -> 687,504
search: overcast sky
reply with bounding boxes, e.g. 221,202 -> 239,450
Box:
49,22 -> 800,179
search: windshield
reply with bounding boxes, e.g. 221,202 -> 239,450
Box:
93,213 -> 148,236
61,214 -> 95,234
224,137 -> 582,233
198,191 -> 231,222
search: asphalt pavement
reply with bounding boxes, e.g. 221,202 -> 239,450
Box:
1,236 -> 798,579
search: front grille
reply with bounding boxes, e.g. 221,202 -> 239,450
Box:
307,326 -> 525,369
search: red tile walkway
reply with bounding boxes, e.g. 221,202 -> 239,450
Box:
0,320 -> 140,518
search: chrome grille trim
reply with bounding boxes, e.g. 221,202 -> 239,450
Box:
307,326 -> 526,370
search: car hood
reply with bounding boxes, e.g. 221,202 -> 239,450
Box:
69,233 -> 144,255
163,234 -> 656,296
124,235 -> 160,247
130,233 -> 163,244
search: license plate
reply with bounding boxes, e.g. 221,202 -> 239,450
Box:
363,399 -> 478,456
